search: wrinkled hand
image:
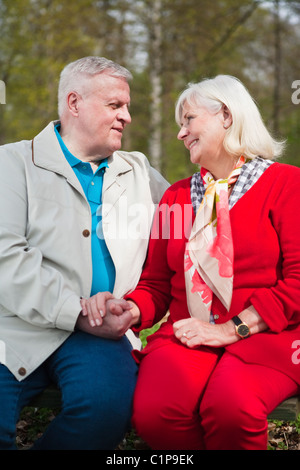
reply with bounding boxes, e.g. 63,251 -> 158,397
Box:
173,317 -> 235,348
80,292 -> 131,327
76,292 -> 133,340
76,307 -> 133,340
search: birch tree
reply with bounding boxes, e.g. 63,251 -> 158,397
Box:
147,0 -> 163,171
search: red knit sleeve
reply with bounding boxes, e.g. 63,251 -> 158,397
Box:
250,164 -> 300,332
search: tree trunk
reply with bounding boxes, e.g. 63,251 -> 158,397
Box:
148,0 -> 163,172
273,0 -> 281,135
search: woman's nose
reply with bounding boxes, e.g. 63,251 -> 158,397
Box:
177,126 -> 188,140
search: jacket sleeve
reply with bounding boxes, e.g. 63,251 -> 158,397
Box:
148,166 -> 170,204
250,166 -> 300,332
0,145 -> 81,331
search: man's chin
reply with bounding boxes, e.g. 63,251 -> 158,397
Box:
111,141 -> 123,153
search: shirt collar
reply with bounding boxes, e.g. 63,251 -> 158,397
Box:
54,123 -> 108,172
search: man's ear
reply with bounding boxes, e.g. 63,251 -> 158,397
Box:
223,104 -> 232,129
66,91 -> 81,117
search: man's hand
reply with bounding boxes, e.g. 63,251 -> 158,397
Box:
76,302 -> 133,340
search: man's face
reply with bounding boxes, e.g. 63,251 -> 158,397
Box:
77,73 -> 131,159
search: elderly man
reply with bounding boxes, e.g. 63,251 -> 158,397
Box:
0,56 -> 169,450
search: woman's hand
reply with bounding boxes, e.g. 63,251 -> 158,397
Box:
80,292 -> 132,328
173,317 -> 236,348
173,306 -> 268,348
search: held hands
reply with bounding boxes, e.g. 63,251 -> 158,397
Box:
76,292 -> 133,340
80,292 -> 131,327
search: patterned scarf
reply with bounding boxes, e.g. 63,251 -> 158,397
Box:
184,156 -> 246,322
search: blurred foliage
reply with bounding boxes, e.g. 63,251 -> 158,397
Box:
0,0 -> 300,183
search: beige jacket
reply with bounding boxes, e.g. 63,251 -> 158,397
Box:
0,121 -> 169,380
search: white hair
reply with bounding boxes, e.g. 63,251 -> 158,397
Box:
175,75 -> 285,160
58,56 -> 132,117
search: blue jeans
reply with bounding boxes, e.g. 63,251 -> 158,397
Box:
0,331 -> 138,450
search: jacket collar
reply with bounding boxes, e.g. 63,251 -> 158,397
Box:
31,121 -> 133,205
104,152 -> 132,191
31,121 -> 83,194
32,121 -> 68,172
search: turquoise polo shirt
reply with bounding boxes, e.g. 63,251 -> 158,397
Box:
55,124 -> 115,295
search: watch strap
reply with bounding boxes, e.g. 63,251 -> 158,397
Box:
232,316 -> 243,327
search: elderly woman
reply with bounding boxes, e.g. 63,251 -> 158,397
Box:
83,75 -> 300,450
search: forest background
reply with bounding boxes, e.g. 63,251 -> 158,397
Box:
0,0 -> 300,184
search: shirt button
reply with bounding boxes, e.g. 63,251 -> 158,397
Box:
18,367 -> 26,376
91,181 -> 95,186
213,314 -> 219,320
82,229 -> 90,237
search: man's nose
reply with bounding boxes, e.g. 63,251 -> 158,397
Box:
118,106 -> 131,124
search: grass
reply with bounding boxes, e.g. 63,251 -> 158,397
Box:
139,323 -> 161,347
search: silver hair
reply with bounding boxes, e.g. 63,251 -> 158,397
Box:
58,56 -> 132,117
175,75 -> 285,160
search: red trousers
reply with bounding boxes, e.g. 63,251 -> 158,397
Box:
132,342 -> 299,450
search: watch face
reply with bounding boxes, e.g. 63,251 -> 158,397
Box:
237,324 -> 250,337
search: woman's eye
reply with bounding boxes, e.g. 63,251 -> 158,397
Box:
185,115 -> 193,125
180,115 -> 194,127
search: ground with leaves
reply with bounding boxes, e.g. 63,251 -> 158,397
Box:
267,419 -> 300,451
16,407 -> 299,450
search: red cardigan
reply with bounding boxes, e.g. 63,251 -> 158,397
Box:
128,163 -> 300,385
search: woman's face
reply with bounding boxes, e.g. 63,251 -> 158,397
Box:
177,101 -> 232,177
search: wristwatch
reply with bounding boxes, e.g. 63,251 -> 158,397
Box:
232,316 -> 250,339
